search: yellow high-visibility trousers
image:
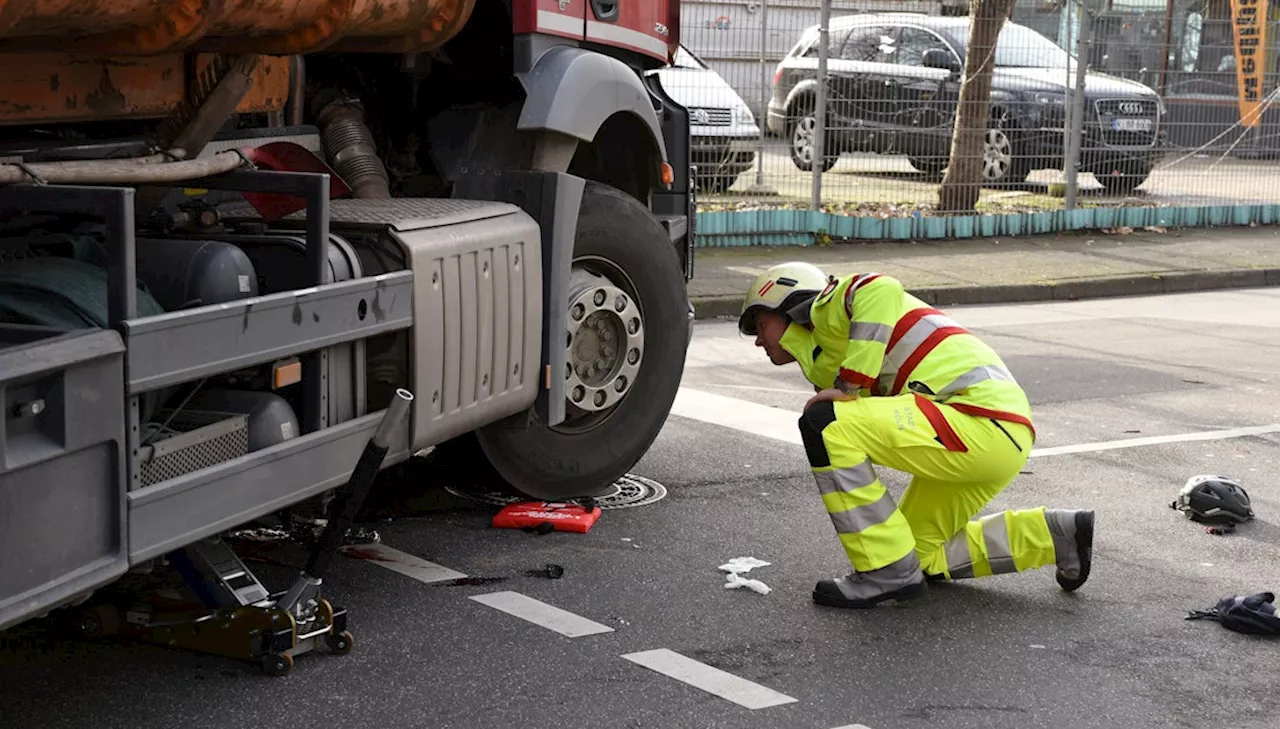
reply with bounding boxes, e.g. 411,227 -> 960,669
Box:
797,392 -> 1057,579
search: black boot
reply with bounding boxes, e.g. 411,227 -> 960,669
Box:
1046,509 -> 1094,592
812,552 -> 927,609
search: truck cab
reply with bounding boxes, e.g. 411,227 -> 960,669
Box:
0,0 -> 694,641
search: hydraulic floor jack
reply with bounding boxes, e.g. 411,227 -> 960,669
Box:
69,389 -> 414,676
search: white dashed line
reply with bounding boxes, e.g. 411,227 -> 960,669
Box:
671,387 -> 1280,457
830,724 -> 873,729
469,591 -> 615,638
1026,424 -> 1280,458
670,387 -> 803,445
621,648 -> 799,710
338,543 -> 467,583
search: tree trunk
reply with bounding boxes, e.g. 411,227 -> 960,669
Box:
937,0 -> 1017,213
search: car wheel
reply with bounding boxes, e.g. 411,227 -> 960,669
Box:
1095,165 -> 1152,196
982,111 -> 1030,186
908,155 -> 948,175
789,108 -> 838,173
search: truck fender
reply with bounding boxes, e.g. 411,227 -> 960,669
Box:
515,44 -> 668,162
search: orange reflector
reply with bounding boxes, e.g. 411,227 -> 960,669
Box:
274,360 -> 302,389
660,162 -> 674,186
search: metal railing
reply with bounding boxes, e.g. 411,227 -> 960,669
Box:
670,0 -> 1280,230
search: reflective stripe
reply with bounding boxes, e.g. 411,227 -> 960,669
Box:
848,320 -> 891,344
937,364 -> 1017,399
829,490 -> 900,535
842,272 -> 883,318
982,515 -> 1017,574
944,533 -> 974,579
892,326 -> 967,395
815,459 -> 877,496
884,313 -> 963,374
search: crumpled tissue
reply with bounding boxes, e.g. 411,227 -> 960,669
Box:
719,557 -> 772,595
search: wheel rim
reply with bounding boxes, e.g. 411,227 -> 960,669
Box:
792,115 -> 815,165
982,127 -> 1013,180
553,255 -> 645,434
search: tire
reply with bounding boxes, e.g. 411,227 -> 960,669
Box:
789,105 -> 839,173
471,181 -> 690,499
908,155 -> 948,175
1095,165 -> 1151,196
981,110 -> 1031,187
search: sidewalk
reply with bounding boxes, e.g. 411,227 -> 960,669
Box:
689,225 -> 1280,320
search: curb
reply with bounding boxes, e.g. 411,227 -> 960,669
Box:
689,267 -> 1280,321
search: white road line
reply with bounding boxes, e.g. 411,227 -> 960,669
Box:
1027,423 -> 1280,458
831,725 -> 873,729
622,649 -> 798,710
338,543 -> 467,583
669,387 -> 803,445
469,591 -> 615,638
670,387 -> 1280,457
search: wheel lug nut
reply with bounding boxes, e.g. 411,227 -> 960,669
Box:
627,318 -> 640,334
615,376 -> 628,392
601,329 -> 614,342
615,295 -> 627,311
593,290 -> 606,306
572,386 -> 585,402
572,303 -> 585,321
627,349 -> 640,364
602,344 -> 615,358
595,359 -> 607,371
593,391 -> 606,407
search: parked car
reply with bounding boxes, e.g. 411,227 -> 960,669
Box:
650,45 -> 761,194
766,12 -> 1167,194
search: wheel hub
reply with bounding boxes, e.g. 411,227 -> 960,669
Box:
565,267 -> 643,413
983,128 -> 1012,180
793,116 -> 814,164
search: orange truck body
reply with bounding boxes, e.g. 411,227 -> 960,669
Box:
0,0 -> 475,125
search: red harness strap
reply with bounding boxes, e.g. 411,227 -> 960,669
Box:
913,394 -> 968,453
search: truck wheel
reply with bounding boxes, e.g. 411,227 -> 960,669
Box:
473,181 -> 689,499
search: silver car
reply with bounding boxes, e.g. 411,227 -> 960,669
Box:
650,45 -> 760,195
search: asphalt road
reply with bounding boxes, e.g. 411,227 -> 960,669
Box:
714,140 -> 1280,207
3,289 -> 1280,729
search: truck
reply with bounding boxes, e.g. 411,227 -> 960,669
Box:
0,0 -> 696,662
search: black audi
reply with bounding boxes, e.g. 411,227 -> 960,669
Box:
766,12 -> 1167,194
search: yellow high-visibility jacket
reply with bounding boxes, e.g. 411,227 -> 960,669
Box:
779,272 -> 1035,450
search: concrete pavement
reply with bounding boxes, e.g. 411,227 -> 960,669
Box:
4,289 -> 1279,729
690,224 -> 1280,320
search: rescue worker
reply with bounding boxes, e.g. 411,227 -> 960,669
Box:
738,262 -> 1095,609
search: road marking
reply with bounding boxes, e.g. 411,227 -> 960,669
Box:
725,265 -> 765,277
831,725 -> 873,729
339,543 -> 467,583
670,387 -> 803,445
469,591 -> 615,638
1027,423 -> 1280,458
671,387 -> 1280,457
621,648 -> 799,710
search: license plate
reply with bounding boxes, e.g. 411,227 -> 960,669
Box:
1112,117 -> 1152,132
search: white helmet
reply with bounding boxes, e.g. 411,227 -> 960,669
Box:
738,261 -> 829,336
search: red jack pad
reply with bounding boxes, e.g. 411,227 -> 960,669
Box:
492,502 -> 602,534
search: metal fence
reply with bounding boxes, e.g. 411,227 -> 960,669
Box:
669,0 -> 1280,227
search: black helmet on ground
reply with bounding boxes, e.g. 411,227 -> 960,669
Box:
1171,475 -> 1255,526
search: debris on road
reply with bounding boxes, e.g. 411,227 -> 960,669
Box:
1170,475 -> 1255,531
1185,592 -> 1280,636
719,557 -> 772,595
724,573 -> 772,595
527,564 -> 565,579
492,501 -> 603,534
